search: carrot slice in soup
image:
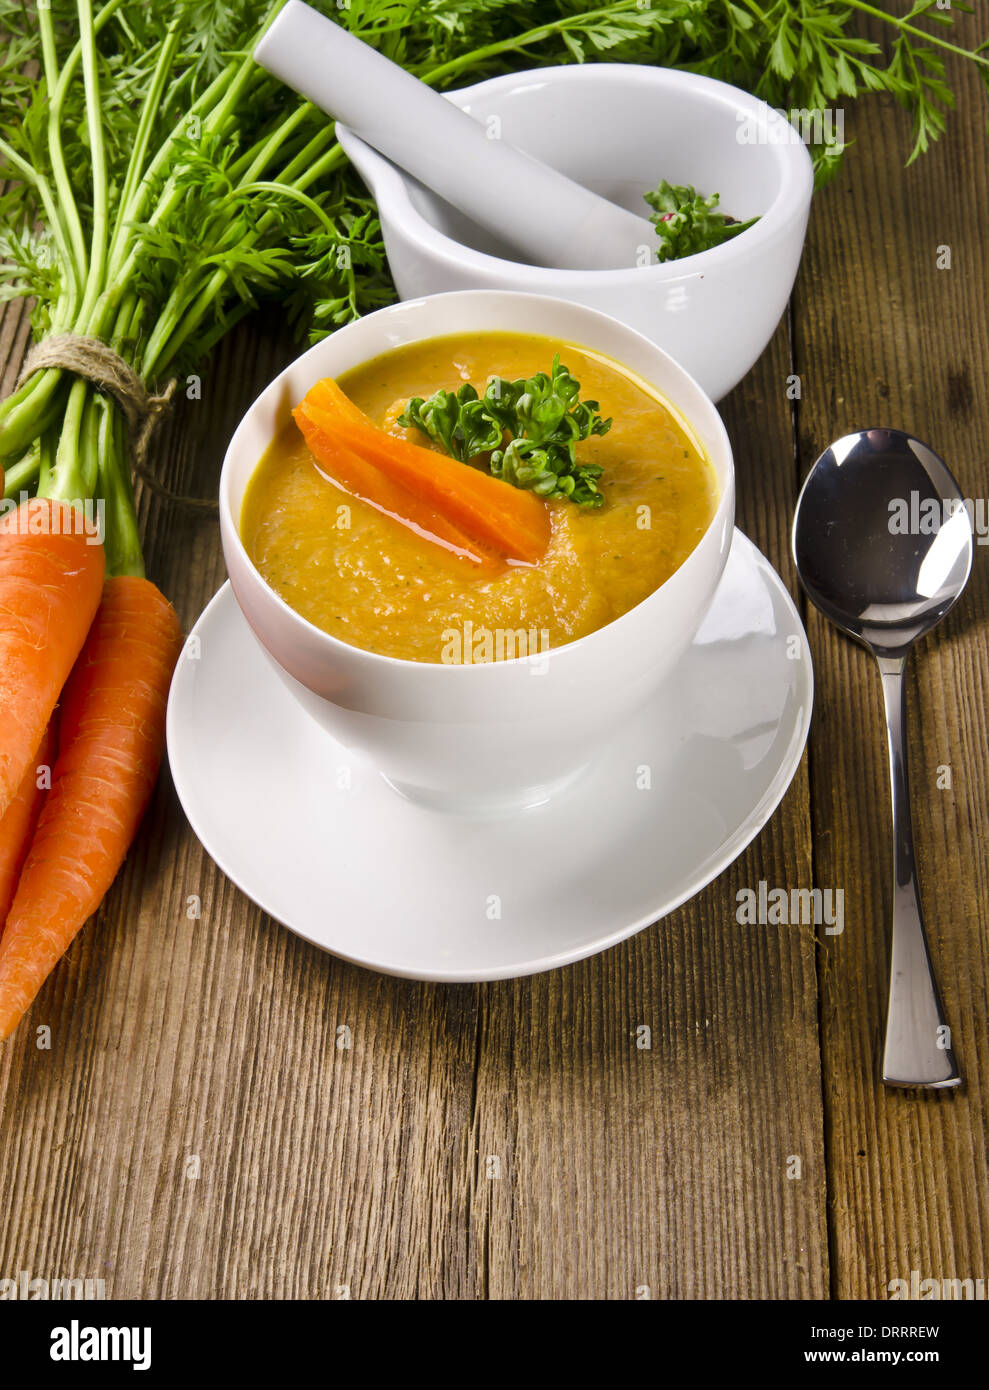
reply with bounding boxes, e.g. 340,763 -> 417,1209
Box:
296,377 -> 551,565
292,407 -> 499,572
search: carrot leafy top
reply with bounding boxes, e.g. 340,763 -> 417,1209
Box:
398,356 -> 611,509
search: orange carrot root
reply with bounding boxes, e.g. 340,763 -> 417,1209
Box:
295,377 -> 551,565
0,498 -> 105,821
0,722 -> 55,934
0,576 -> 183,1040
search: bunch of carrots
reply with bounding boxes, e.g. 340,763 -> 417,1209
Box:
293,378 -> 551,571
0,486 -> 182,1041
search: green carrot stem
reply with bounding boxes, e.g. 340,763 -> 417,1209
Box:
844,0 -> 989,69
418,1 -> 643,86
230,102 -> 314,186
1,454 -> 40,495
28,0 -> 130,312
240,181 -> 338,233
81,389 -> 102,500
289,136 -> 348,192
97,401 -> 144,579
38,4 -> 87,296
0,371 -> 70,466
104,65 -> 240,287
76,0 -> 109,327
176,298 -> 254,364
107,24 -> 182,271
46,377 -> 90,503
37,430 -> 55,494
98,73 -> 252,308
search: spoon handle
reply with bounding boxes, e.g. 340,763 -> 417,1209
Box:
877,656 -> 961,1088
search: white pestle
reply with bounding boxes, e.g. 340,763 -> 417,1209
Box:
254,0 -> 657,272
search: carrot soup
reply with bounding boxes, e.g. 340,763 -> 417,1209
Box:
241,332 -> 718,662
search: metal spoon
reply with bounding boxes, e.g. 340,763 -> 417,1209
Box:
792,428 -> 973,1089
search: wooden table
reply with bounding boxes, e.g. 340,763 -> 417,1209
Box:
1,58 -> 986,1303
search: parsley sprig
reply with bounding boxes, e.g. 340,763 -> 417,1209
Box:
645,180 -> 759,262
399,357 -> 611,508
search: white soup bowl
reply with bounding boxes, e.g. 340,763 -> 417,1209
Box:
219,290 -> 735,812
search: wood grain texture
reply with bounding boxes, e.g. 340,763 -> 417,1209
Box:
0,305 -> 826,1297
2,44 -> 986,1299
793,49 -> 989,1299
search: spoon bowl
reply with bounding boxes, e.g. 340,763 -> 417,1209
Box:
793,428 -> 973,1089
794,428 -> 973,653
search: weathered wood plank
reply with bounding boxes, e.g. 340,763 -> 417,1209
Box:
474,321 -> 828,1299
794,59 -> 989,1298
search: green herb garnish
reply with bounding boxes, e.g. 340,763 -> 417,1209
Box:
645,181 -> 760,263
399,357 -> 611,508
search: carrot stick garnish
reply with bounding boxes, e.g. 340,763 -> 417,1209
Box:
292,407 -> 500,572
0,576 -> 183,1040
296,377 -> 551,565
0,498 -> 105,821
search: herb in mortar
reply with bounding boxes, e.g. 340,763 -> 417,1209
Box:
645,180 -> 759,262
399,357 -> 611,508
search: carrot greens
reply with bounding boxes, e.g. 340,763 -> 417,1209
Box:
1,1 -> 987,574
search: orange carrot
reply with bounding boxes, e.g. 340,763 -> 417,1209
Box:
0,576 -> 183,1039
0,722 -> 55,933
0,498 -> 105,820
303,376 -> 372,426
292,406 -> 500,572
297,377 -> 551,565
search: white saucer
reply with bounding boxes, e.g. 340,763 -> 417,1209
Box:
166,530 -> 813,981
